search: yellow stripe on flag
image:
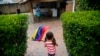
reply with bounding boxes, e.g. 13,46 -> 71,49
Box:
28,28 -> 39,41
31,28 -> 38,40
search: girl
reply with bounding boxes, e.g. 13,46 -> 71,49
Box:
44,31 -> 58,56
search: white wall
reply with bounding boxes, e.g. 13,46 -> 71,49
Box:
0,0 -> 12,4
0,0 -> 4,4
11,0 -> 27,3
0,0 -> 27,4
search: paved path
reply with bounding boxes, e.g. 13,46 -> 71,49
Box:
25,18 -> 69,56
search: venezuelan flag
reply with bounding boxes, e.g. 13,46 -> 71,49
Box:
38,26 -> 49,41
31,26 -> 49,41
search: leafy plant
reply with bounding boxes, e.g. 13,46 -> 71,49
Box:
61,11 -> 100,56
0,14 -> 28,56
75,0 -> 100,10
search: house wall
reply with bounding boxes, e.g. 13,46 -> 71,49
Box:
0,1 -> 30,14
0,0 -> 27,4
65,1 -> 73,12
32,0 -> 58,2
0,0 -> 6,4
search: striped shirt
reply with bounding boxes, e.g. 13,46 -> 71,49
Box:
45,41 -> 56,54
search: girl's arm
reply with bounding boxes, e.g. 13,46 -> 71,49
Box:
44,42 -> 47,47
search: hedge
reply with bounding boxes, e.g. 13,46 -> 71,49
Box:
61,11 -> 100,56
75,0 -> 89,11
0,14 -> 28,56
75,0 -> 100,11
75,0 -> 100,10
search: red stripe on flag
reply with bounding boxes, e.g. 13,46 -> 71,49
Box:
38,26 -> 49,41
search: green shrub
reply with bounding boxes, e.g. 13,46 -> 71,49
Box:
75,0 -> 89,11
61,11 -> 100,56
0,14 -> 28,56
75,0 -> 100,10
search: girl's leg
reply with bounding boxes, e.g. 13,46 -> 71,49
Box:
48,53 -> 55,56
48,53 -> 51,56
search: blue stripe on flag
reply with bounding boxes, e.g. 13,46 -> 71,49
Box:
35,26 -> 44,41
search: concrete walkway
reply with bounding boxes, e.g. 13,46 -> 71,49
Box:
25,17 -> 69,56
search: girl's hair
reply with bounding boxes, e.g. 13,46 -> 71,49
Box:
45,31 -> 57,46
